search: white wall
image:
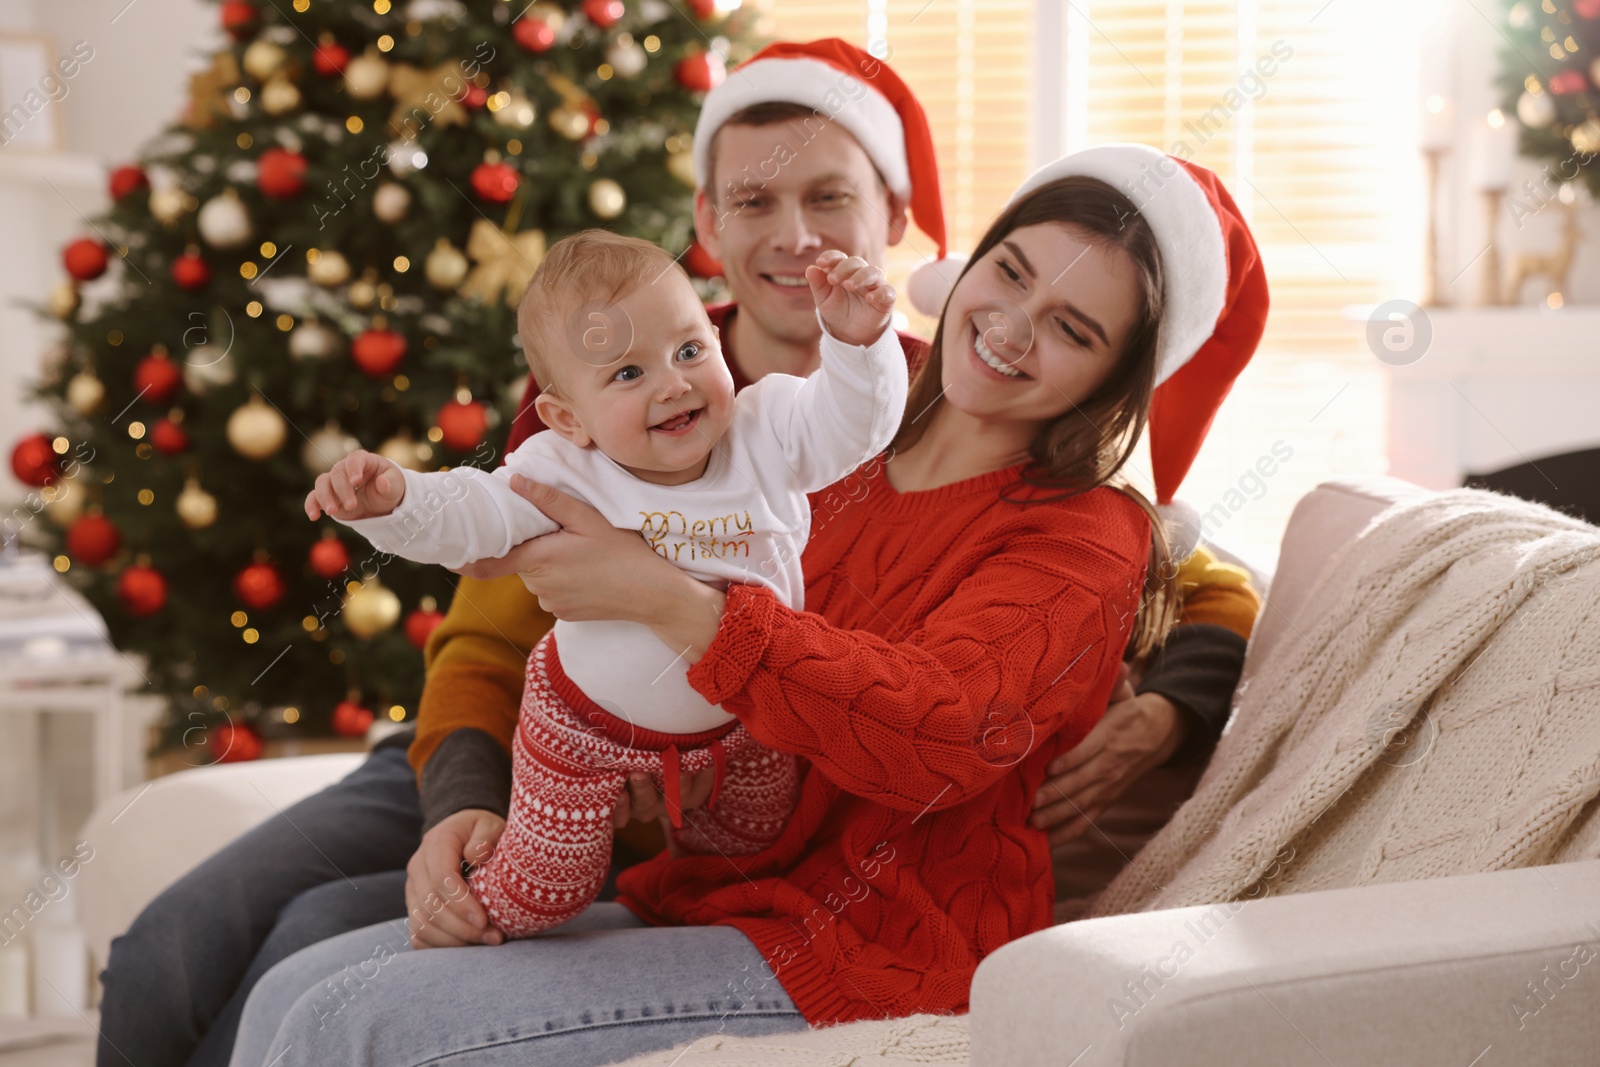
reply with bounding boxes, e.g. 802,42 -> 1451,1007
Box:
0,0 -> 212,501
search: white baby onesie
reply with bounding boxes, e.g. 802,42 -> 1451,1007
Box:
340,321 -> 908,734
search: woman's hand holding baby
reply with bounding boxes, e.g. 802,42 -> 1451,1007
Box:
807,249 -> 895,347
304,449 -> 405,521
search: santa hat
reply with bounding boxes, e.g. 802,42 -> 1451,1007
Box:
909,143 -> 1269,516
692,39 -> 946,259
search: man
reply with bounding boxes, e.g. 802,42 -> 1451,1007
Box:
97,39 -> 1255,1067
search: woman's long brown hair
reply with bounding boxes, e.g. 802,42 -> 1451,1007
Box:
891,175 -> 1179,663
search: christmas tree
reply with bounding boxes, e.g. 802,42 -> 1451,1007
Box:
18,0 -> 754,761
1497,0 -> 1600,194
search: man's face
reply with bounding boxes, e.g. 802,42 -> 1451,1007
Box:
695,120 -> 908,346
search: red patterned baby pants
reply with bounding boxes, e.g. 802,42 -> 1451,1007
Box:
467,633 -> 800,938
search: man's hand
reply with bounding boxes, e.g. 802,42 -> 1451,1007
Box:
611,767 -> 715,860
305,449 -> 405,521
1031,665 -> 1189,848
807,249 -> 895,347
404,808 -> 506,949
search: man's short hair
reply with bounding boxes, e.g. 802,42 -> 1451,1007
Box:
516,229 -> 685,389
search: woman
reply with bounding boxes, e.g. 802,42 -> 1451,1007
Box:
228,144 -> 1267,1067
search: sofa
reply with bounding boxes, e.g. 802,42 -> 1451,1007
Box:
75,476 -> 1600,1064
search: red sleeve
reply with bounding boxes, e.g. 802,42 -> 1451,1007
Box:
686,503 -> 1150,813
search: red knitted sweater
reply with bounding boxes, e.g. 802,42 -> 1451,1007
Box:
615,459 -> 1152,1025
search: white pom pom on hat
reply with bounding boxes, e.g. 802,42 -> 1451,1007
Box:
908,143 -> 1269,507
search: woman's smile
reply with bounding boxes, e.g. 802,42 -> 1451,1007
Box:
969,321 -> 1032,381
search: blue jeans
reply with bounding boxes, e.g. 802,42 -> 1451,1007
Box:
229,903 -> 809,1067
97,742 -> 423,1067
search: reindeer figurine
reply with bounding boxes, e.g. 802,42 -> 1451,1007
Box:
1504,199 -> 1582,305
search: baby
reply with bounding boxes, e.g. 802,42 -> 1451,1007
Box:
305,229 -> 907,936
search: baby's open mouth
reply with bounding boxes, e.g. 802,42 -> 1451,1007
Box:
651,408 -> 702,434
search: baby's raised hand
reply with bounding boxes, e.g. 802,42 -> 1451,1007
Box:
305,449 -> 405,521
806,249 -> 895,348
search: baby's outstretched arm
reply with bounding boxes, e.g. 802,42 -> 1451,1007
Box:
806,249 -> 895,347
321,442 -> 560,570
305,450 -> 405,521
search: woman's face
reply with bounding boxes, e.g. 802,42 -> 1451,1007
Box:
938,221 -> 1144,426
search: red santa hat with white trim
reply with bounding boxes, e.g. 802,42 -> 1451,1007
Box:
910,143 -> 1269,524
691,38 -> 947,261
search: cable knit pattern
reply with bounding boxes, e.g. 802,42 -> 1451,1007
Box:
469,635 -> 797,938
617,463 -> 1151,1026
1093,488 -> 1600,916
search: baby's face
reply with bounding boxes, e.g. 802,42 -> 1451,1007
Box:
549,273 -> 735,484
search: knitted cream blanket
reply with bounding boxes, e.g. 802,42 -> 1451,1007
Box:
1093,487 -> 1600,915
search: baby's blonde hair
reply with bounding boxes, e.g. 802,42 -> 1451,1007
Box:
516,230 -> 688,390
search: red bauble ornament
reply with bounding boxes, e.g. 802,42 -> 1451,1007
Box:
171,251 -> 211,291
10,434 -> 60,487
405,607 -> 445,649
212,721 -> 263,762
1550,69 -> 1589,95
513,17 -> 557,53
62,238 -> 109,281
687,0 -> 716,16
331,699 -> 375,738
470,161 -> 519,203
1578,0 -> 1600,18
582,0 -> 625,28
109,165 -> 149,201
234,561 -> 286,610
258,147 -> 309,198
675,50 -> 725,93
308,536 -> 350,580
150,418 -> 190,456
134,353 -> 182,405
351,328 -> 407,378
219,0 -> 259,40
463,85 -> 489,109
117,563 -> 168,616
683,241 -> 723,279
312,40 -> 351,76
436,398 -> 487,451
66,513 -> 121,566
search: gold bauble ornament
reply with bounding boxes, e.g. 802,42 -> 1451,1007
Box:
666,149 -> 696,188
302,420 -> 360,474
1573,118 -> 1600,155
149,187 -> 192,225
527,1 -> 566,30
176,478 -> 218,529
550,105 -> 590,141
372,182 -> 411,223
342,579 -> 402,638
183,344 -> 236,394
344,49 -> 390,100
67,372 -> 105,415
226,396 -> 287,459
48,281 -> 80,320
347,271 -> 378,310
588,178 -> 626,219
197,190 -> 252,249
307,249 -> 352,287
378,432 -> 430,472
260,73 -> 302,116
491,90 -> 536,129
424,238 -> 469,290
242,40 -> 287,81
288,321 -> 342,361
460,219 -> 546,306
606,40 -> 648,80
43,481 -> 86,527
